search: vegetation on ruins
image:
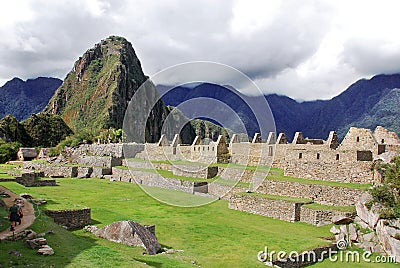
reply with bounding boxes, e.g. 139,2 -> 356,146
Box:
369,156 -> 400,218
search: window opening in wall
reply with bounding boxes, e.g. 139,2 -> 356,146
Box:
316,153 -> 320,159
268,146 -> 273,156
203,147 -> 205,151
212,147 -> 214,151
194,147 -> 196,151
382,139 -> 385,144
356,136 -> 360,142
208,147 -> 210,151
299,153 -> 302,159
336,154 -> 339,160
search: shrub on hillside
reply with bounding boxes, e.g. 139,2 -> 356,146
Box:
48,130 -> 97,157
0,139 -> 21,163
370,155 -> 400,219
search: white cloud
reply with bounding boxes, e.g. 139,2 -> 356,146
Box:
0,0 -> 399,101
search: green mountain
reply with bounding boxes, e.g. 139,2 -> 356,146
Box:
45,36 -> 162,136
44,36 -> 227,143
0,113 -> 72,147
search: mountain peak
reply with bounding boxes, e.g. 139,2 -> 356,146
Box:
44,36 -> 162,140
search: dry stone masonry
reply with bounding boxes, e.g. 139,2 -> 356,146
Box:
45,208 -> 91,230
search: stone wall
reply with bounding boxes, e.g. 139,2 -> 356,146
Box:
16,176 -> 56,187
24,162 -> 78,178
284,159 -> 374,184
72,156 -> 122,168
229,143 -> 274,166
45,208 -> 91,230
257,179 -> 364,206
299,206 -> 354,226
77,167 -> 93,178
15,171 -> 56,187
373,126 -> 400,145
217,167 -> 256,183
135,144 -> 192,162
339,127 -> 378,153
111,167 -> 161,183
111,167 -> 202,194
229,194 -> 307,222
171,164 -> 218,179
90,167 -> 112,178
208,183 -> 248,200
74,143 -> 124,157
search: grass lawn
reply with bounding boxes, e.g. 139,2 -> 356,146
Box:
0,167 -> 395,267
0,178 -> 335,267
0,204 -> 10,232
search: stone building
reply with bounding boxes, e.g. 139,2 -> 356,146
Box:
17,148 -> 37,161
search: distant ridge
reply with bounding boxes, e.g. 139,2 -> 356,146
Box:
159,73 -> 400,140
0,77 -> 62,120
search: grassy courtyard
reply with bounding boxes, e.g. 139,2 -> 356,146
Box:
0,177 -> 397,267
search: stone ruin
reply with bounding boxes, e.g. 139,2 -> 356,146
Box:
86,221 -> 161,255
12,126 -> 400,262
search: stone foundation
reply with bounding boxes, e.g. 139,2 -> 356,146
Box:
15,172 -> 56,187
229,194 -> 309,222
257,179 -> 364,206
45,208 -> 91,230
299,206 -> 354,226
208,183 -> 248,200
111,167 -> 209,194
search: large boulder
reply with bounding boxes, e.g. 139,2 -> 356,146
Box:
37,245 -> 54,255
356,192 -> 382,229
332,215 -> 353,225
376,220 -> 400,262
355,192 -> 372,224
92,221 -> 161,255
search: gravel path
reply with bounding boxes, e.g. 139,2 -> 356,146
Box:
0,186 -> 35,240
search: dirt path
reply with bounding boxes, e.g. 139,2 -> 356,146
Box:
0,186 -> 35,240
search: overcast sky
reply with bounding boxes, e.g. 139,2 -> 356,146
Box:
1,0 -> 400,100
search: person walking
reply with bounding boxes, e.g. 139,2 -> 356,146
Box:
8,203 -> 20,231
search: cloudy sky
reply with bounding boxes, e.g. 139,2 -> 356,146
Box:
1,0 -> 400,100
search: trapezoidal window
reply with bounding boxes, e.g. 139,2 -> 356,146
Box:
316,153 -> 320,159
356,136 -> 360,142
336,154 -> 340,160
299,153 -> 303,159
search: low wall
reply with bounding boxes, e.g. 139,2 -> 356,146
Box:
218,167 -> 256,183
284,160 -> 374,184
90,167 -> 112,178
300,207 -> 354,226
257,179 -> 364,206
45,208 -> 91,230
122,159 -> 171,171
72,156 -> 122,168
229,194 -> 306,222
15,172 -> 56,187
171,165 -> 218,179
23,162 -> 78,178
111,167 -> 203,194
75,144 -> 124,157
77,167 -> 93,178
16,177 -> 56,187
208,183 -> 248,200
